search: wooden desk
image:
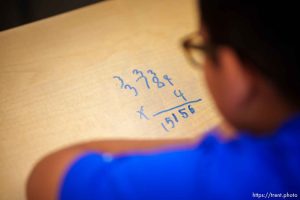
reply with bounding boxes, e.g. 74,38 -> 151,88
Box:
0,0 -> 220,199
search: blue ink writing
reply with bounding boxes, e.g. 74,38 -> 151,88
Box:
173,89 -> 187,102
124,84 -> 138,96
172,113 -> 179,122
161,123 -> 169,132
153,98 -> 201,117
147,69 -> 165,88
160,104 -> 197,132
114,68 -> 202,133
113,76 -> 138,96
132,69 -> 150,89
113,76 -> 125,88
163,75 -> 174,86
137,106 -> 149,120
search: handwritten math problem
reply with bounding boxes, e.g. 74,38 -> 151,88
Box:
113,68 -> 202,132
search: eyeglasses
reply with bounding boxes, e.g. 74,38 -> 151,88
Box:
182,32 -> 212,67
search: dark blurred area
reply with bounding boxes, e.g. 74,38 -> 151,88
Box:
0,0 -> 104,31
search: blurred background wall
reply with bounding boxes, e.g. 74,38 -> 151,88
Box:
0,0 -> 104,31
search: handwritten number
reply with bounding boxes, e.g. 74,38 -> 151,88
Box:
173,89 -> 187,101
113,76 -> 138,96
147,69 -> 156,76
172,113 -> 179,122
165,117 -> 175,128
115,69 -> 200,133
153,76 -> 165,88
161,122 -> 169,132
113,76 -> 125,88
160,104 -> 198,132
147,69 -> 165,88
178,108 -> 188,118
124,84 -> 138,96
132,69 -> 150,89
163,75 -> 174,86
188,105 -> 195,114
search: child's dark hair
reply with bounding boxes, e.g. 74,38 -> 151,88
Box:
199,0 -> 299,107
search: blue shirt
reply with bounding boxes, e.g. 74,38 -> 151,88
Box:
60,114 -> 300,200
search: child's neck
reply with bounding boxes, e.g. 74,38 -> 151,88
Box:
245,91 -> 298,135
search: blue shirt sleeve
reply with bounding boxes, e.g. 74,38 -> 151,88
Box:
59,123 -> 300,200
59,132 -> 222,200
59,152 -> 119,200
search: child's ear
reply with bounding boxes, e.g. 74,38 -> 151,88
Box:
217,47 -> 256,108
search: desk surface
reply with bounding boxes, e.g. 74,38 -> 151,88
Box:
0,0 -> 220,199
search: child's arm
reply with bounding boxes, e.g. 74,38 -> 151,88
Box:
26,138 -> 196,200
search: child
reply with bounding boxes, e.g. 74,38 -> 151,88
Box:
27,0 -> 300,199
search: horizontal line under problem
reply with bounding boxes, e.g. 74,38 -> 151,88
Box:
152,98 -> 202,117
